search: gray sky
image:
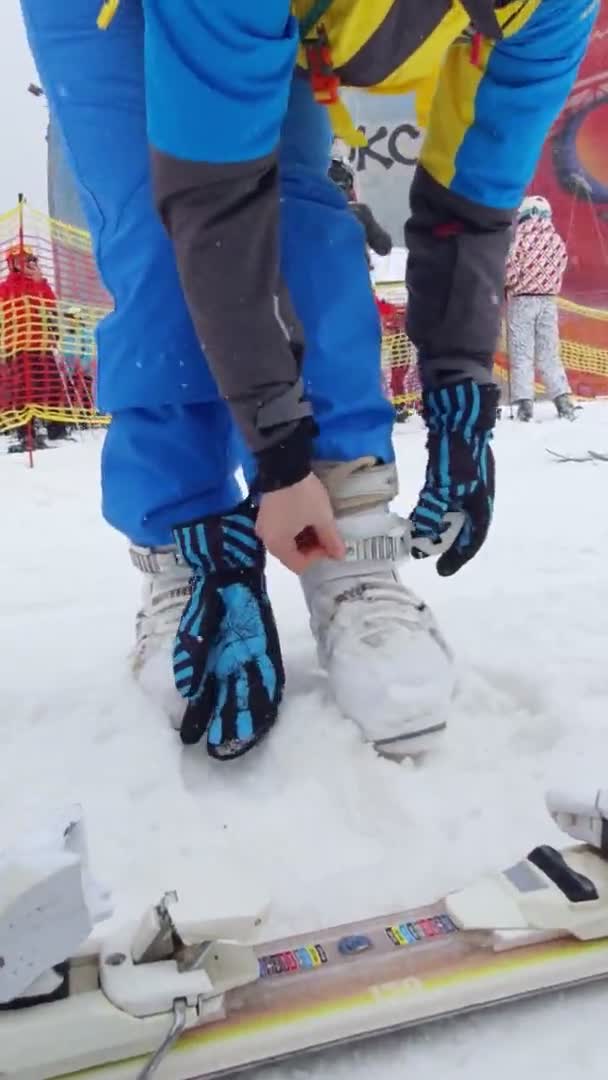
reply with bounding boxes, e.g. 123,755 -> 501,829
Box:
0,5 -> 48,212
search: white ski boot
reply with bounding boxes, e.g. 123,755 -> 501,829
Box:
301,459 -> 455,758
0,806 -> 111,1005
129,545 -> 192,728
546,788 -> 608,853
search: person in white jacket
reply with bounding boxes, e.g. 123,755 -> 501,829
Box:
505,196 -> 575,422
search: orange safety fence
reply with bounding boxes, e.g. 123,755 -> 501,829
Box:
1,202 -> 608,440
376,282 -> 608,407
0,200 -> 111,435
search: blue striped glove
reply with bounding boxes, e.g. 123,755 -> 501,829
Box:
172,499 -> 284,760
410,380 -> 499,576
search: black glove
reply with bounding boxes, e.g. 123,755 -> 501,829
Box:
410,379 -> 499,576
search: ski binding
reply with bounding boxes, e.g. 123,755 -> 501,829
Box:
3,793 -> 608,1080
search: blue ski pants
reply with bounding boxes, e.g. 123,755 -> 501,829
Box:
20,0 -> 394,545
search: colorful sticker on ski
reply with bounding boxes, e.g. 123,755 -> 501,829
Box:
338,934 -> 373,956
259,944 -> 328,977
385,913 -> 458,947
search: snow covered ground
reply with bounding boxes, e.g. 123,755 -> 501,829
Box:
2,401 -> 608,1078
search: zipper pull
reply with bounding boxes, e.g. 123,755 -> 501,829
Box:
97,0 -> 120,30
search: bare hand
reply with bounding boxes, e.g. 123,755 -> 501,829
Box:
256,473 -> 346,573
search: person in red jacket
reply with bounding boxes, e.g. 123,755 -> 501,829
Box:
0,245 -> 64,451
376,296 -> 414,423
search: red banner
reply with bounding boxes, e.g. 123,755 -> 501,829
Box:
533,7 -> 608,306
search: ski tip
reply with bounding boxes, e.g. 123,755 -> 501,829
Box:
546,448 -> 587,463
546,449 -> 608,464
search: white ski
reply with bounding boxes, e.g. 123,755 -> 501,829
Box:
3,805 -> 608,1080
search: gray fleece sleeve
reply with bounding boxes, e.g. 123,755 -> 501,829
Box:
351,203 -> 393,257
405,165 -> 514,389
151,148 -> 314,491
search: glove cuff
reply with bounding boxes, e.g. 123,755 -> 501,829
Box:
255,417 -> 316,493
422,380 -> 500,434
172,498 -> 264,575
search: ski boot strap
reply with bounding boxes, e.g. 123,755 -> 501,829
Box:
340,512 -> 465,567
342,526 -> 409,565
129,545 -> 185,575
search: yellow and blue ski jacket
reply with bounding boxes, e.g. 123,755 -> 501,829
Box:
102,0 -> 597,452
290,0 -> 597,210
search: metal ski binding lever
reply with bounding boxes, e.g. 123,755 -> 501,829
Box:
136,998 -> 188,1080
101,890 -> 265,1079
137,890 -> 220,974
130,890 -> 181,964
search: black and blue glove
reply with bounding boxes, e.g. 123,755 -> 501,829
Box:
172,499 -> 284,760
410,379 -> 500,577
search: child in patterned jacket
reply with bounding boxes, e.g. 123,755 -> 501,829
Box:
505,196 -> 575,422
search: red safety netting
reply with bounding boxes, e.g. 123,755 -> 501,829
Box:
0,200 -> 111,436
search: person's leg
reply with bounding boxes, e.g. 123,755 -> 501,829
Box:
20,0 -> 243,549
534,297 -> 573,414
279,74 -> 394,464
278,76 -> 453,756
101,405 -> 245,545
506,295 -> 537,415
21,0 -> 292,756
4,358 -> 26,452
20,0 -> 256,745
38,352 -> 69,440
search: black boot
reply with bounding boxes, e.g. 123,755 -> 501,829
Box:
7,429 -> 27,454
394,403 -> 411,423
33,421 -> 49,449
554,393 -> 576,420
46,421 -> 75,442
7,422 -> 49,452
515,399 -> 534,422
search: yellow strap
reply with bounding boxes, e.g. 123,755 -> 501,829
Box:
413,73 -> 441,129
97,0 -> 120,30
327,99 -> 367,148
